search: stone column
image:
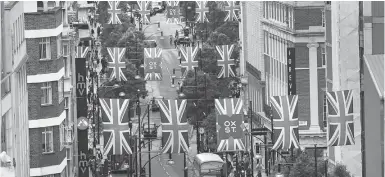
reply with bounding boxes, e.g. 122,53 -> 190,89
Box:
307,42 -> 321,132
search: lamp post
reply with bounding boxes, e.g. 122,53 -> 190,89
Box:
147,102 -> 151,177
136,89 -> 142,177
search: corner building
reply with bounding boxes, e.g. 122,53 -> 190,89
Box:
0,1 -> 30,176
24,1 -> 73,176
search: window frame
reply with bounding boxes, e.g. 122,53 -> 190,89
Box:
322,9 -> 326,27
42,127 -> 54,153
60,122 -> 65,150
41,82 -> 53,105
323,94 -> 328,128
63,43 -> 69,57
57,35 -> 62,58
39,37 -> 51,60
321,46 -> 326,67
58,77 -> 64,103
64,97 -> 69,109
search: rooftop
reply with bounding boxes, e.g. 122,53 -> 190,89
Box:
364,54 -> 384,98
195,153 -> 224,164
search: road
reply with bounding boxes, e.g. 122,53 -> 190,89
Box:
137,12 -> 192,177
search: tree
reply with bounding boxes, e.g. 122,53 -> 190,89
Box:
97,1 -> 148,99
178,1 -> 241,153
331,163 -> 351,177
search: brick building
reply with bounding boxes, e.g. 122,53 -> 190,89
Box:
24,1 -> 75,177
0,1 -> 30,176
289,2 -> 327,147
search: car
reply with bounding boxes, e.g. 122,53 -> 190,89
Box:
151,102 -> 160,112
143,122 -> 158,138
143,40 -> 157,48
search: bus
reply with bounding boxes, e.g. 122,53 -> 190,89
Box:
193,153 -> 225,177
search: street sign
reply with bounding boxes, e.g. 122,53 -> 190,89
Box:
199,127 -> 205,134
251,127 -> 269,135
77,117 -> 89,130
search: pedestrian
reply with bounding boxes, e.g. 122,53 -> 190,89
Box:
174,39 -> 177,48
169,35 -> 173,45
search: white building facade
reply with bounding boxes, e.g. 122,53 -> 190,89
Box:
0,1 -> 30,177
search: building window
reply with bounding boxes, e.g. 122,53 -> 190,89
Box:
63,43 -> 69,56
322,10 -> 325,27
1,76 -> 11,98
323,94 -> 328,128
66,147 -> 71,160
264,31 -> 268,54
263,2 -> 267,18
60,122 -> 65,150
41,82 -> 52,105
42,127 -> 54,153
321,46 -> 326,67
58,77 -> 64,103
57,35 -> 62,57
39,37 -> 51,60
64,97 -> 69,109
1,112 -> 6,152
37,1 -> 44,12
47,1 -> 56,8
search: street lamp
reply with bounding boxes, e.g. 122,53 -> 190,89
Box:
119,92 -> 126,97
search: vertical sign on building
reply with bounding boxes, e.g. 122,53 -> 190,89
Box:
76,57 -> 89,177
287,48 -> 296,95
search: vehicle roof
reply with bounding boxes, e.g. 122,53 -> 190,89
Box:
195,153 -> 224,164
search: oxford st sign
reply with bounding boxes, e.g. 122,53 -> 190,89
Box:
287,48 -> 296,95
76,57 -> 89,177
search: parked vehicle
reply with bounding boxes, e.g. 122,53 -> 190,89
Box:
143,122 -> 158,139
151,101 -> 160,112
143,40 -> 157,48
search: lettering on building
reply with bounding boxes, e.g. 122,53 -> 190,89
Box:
287,48 -> 296,95
78,151 -> 88,174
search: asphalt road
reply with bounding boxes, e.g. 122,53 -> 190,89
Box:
137,12 -> 187,177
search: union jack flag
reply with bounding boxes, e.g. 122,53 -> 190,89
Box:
223,1 -> 240,21
215,98 -> 245,152
158,99 -> 189,153
99,98 -> 132,156
179,46 -> 199,76
270,95 -> 300,151
144,48 -> 163,81
107,47 -> 127,81
137,1 -> 151,24
326,90 -> 355,146
195,1 -> 209,23
76,46 -> 90,58
216,45 -> 236,78
166,1 -> 180,24
107,1 -> 122,24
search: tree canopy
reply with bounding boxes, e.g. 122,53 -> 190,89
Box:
97,1 -> 148,99
177,1 -> 241,153
270,149 -> 352,177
